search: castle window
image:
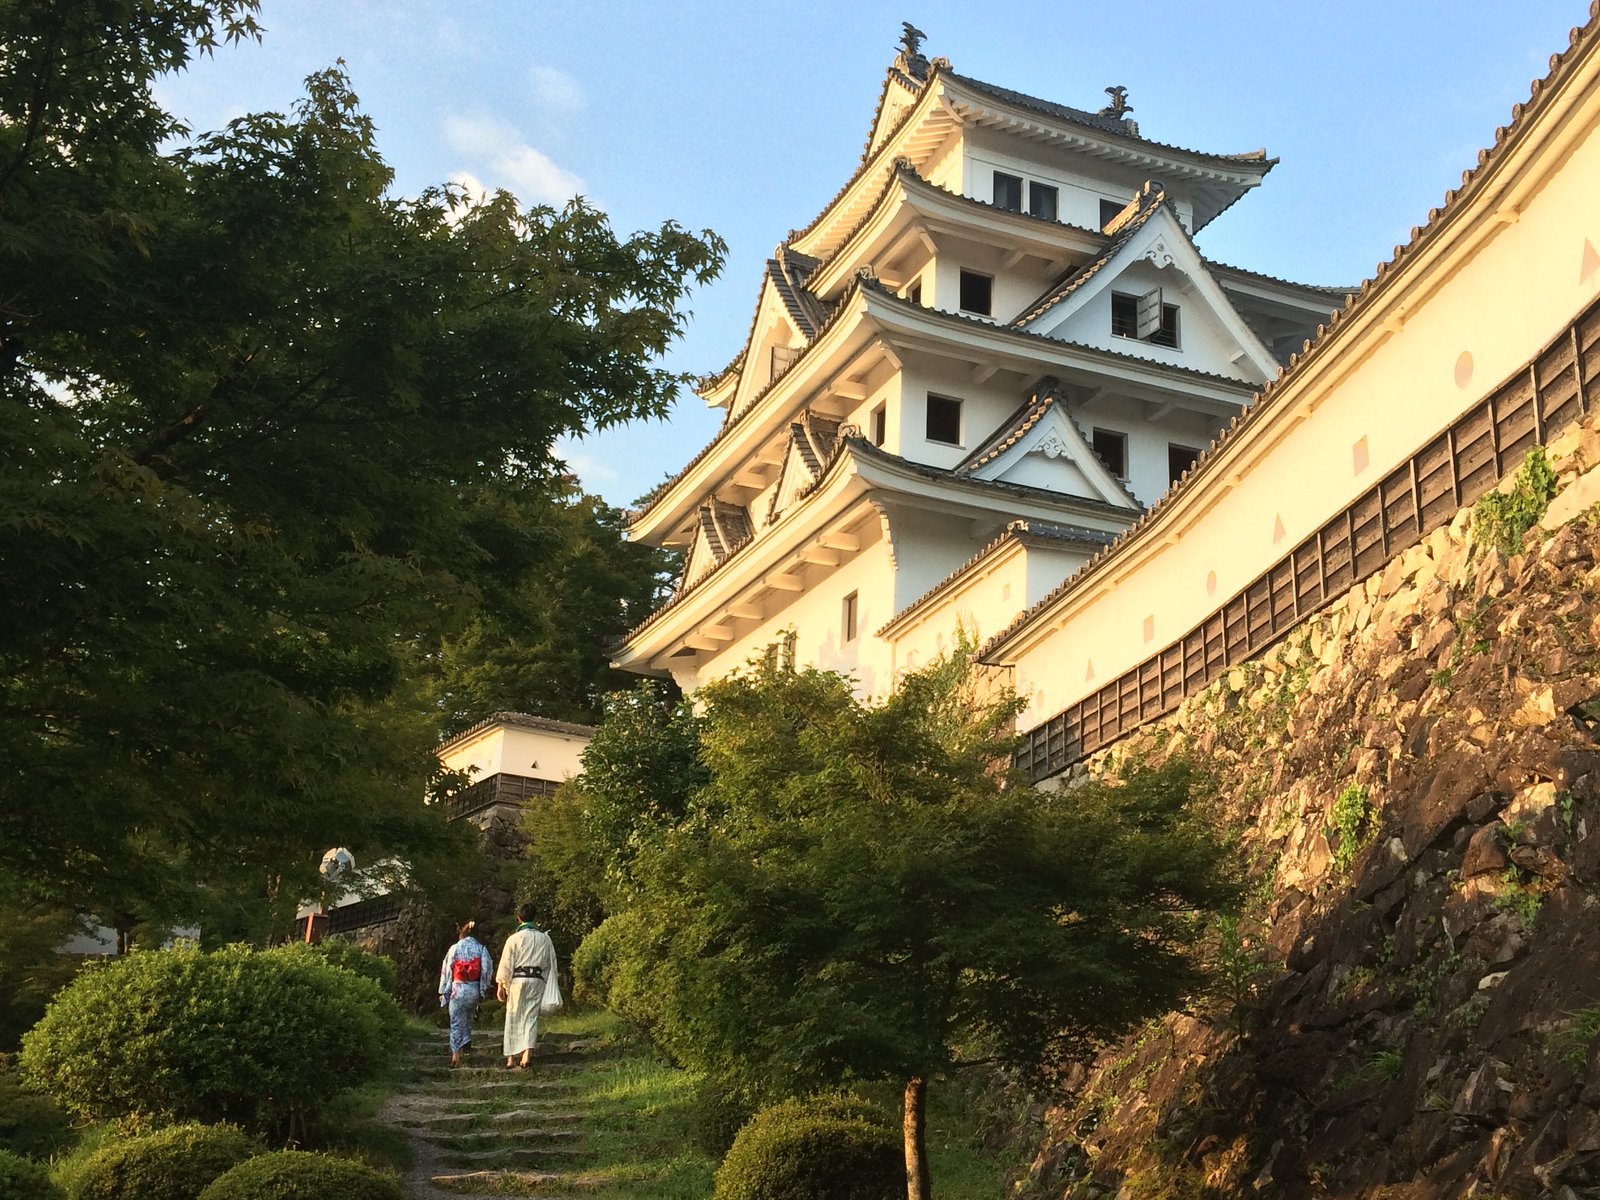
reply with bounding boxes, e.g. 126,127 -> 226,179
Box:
1100,198 -> 1126,229
993,171 -> 1023,211
842,591 -> 859,643
870,403 -> 887,447
1168,444 -> 1200,484
1111,291 -> 1179,348
926,394 -> 963,446
959,270 -> 992,316
1028,182 -> 1058,221
1092,428 -> 1127,478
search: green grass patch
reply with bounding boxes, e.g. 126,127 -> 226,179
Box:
422,1007 -> 1017,1199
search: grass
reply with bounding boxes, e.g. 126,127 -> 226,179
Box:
427,1006 -> 1019,1199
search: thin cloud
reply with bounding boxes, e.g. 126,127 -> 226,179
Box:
530,65 -> 584,115
442,113 -> 583,206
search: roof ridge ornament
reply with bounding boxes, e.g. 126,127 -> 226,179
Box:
1097,85 -> 1140,136
896,21 -> 930,80
1099,85 -> 1133,117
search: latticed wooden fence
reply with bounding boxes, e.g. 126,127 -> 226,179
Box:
1017,295 -> 1600,783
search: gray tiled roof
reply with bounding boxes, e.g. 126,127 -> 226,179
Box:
947,72 -> 1276,169
436,711 -> 596,755
1011,187 -> 1168,329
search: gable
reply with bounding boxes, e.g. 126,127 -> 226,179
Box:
680,499 -> 753,589
729,279 -> 815,419
960,401 -> 1139,509
766,414 -> 842,525
865,69 -> 926,160
1019,205 -> 1280,385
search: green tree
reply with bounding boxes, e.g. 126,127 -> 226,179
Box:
578,681 -> 709,891
581,653 -> 1238,1200
427,481 -> 679,731
0,1 -> 723,929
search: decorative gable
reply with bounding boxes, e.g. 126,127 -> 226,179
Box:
680,499 -> 753,588
956,380 -> 1141,510
1015,198 -> 1280,385
766,413 -> 842,525
727,252 -> 830,421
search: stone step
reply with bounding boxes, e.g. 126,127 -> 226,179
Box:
429,1168 -> 593,1196
433,1145 -> 591,1169
402,1108 -> 584,1130
420,1126 -> 583,1151
402,1078 -> 578,1096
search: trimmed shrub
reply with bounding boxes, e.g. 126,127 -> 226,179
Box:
197,1150 -> 403,1200
0,1147 -> 64,1200
713,1093 -> 900,1200
69,1123 -> 257,1200
20,944 -> 405,1138
275,939 -> 397,997
0,1072 -> 75,1159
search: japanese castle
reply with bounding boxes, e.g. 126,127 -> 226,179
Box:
615,25 -> 1344,695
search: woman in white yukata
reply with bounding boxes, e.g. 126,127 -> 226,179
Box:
495,902 -> 561,1069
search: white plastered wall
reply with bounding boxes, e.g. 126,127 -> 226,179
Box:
1009,112 -> 1600,728
961,129 -> 1196,232
440,725 -> 590,785
891,540 -> 1090,677
1072,401 -> 1222,506
678,527 -> 898,699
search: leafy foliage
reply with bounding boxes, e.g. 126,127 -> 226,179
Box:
0,1 -> 724,930
68,1123 -> 258,1200
514,783 -> 610,959
19,944 -> 404,1139
0,889 -> 83,1051
1475,445 -> 1558,553
577,648 -> 1239,1200
0,1147 -> 63,1200
275,939 -> 397,997
1329,783 -> 1375,873
712,1094 -> 901,1200
0,1072 -> 74,1160
427,485 -> 678,730
196,1150 -> 403,1200
578,682 -> 708,891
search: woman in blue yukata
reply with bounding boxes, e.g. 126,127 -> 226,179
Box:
438,919 -> 494,1068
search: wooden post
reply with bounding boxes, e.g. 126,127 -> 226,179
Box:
904,1075 -> 930,1200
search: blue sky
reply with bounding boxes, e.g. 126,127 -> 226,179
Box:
157,0 -> 1590,508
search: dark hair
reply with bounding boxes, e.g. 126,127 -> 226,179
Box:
456,919 -> 475,940
516,903 -> 536,924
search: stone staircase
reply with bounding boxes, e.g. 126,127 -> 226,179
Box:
383,1024 -> 607,1197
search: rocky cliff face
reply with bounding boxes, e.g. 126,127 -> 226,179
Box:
1022,417 -> 1600,1200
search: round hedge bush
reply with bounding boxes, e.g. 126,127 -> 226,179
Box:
0,1147 -> 64,1200
20,944 -> 405,1138
196,1151 -> 403,1200
713,1093 -> 901,1200
68,1123 -> 258,1200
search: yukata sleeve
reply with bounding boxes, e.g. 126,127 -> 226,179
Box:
541,934 -> 563,1010
480,942 -> 495,986
438,944 -> 456,999
494,939 -> 511,988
